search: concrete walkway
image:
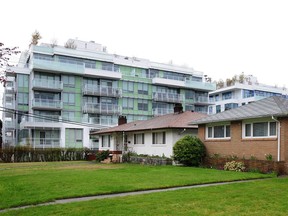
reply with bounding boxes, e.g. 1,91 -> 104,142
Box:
0,178 -> 270,213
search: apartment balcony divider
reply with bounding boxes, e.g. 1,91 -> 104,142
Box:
83,84 -> 122,97
153,92 -> 184,103
32,79 -> 63,92
82,103 -> 122,115
32,99 -> 63,110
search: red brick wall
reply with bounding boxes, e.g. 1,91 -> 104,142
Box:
198,118 -> 288,161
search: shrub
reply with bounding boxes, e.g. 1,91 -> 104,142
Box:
173,135 -> 205,166
95,150 -> 110,162
224,161 -> 245,172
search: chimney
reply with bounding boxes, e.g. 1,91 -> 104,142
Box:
174,103 -> 183,114
118,116 -> 127,125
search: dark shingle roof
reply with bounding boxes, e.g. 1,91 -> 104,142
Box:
92,111 -> 207,135
192,96 -> 288,125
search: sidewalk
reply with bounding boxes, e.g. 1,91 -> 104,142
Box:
0,178 -> 270,213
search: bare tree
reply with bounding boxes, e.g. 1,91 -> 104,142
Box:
0,42 -> 20,86
64,40 -> 77,49
50,38 -> 58,48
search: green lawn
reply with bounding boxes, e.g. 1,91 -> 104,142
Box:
0,161 -> 272,210
1,177 -> 287,216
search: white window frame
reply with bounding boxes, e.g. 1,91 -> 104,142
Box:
242,119 -> 277,139
206,123 -> 231,140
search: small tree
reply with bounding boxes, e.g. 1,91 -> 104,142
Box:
0,42 -> 20,86
173,135 -> 205,166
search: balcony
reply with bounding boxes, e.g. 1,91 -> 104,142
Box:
20,116 -> 62,129
84,68 -> 122,80
84,117 -> 118,127
153,108 -> 174,116
194,96 -> 212,105
32,79 -> 63,92
22,138 -> 61,149
32,99 -> 63,110
4,120 -> 16,130
152,77 -> 185,88
153,92 -> 184,103
185,80 -> 216,91
82,103 -> 122,115
83,84 -> 122,97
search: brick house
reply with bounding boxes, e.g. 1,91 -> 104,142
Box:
91,110 -> 207,160
192,96 -> 288,162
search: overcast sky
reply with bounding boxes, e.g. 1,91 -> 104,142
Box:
2,0 -> 288,87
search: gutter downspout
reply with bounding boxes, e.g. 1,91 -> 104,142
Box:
272,116 -> 281,161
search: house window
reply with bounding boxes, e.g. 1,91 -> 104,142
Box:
206,124 -> 231,139
152,132 -> 166,144
102,135 -> 111,147
243,121 -> 277,138
134,133 -> 144,144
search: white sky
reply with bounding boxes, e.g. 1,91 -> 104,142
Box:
2,0 -> 288,87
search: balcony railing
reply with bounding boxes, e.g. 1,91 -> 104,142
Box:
153,92 -> 184,103
83,117 -> 118,126
152,108 -> 174,116
32,99 -> 63,110
4,120 -> 16,129
185,80 -> 216,91
82,103 -> 122,115
83,84 -> 122,97
24,138 -> 61,149
194,96 -> 209,104
22,115 -> 61,123
32,79 -> 63,91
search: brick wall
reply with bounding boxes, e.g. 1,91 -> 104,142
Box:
198,118 -> 288,162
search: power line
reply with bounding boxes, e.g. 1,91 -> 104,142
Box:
0,106 -> 111,129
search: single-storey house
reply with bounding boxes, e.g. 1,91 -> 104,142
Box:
192,96 -> 288,162
92,110 -> 207,160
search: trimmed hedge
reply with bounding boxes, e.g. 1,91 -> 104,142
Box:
0,147 -> 97,162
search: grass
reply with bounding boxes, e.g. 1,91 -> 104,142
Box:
0,161 -> 273,210
1,177 -> 288,215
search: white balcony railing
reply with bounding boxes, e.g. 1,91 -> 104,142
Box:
24,138 -> 61,149
83,84 -> 122,97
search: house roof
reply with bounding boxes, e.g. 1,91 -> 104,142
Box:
92,111 -> 207,135
192,96 -> 288,125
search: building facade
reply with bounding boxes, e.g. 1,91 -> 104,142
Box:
2,39 -> 215,149
208,75 -> 288,114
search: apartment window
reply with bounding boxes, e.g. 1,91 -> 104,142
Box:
138,99 -> 148,111
66,128 -> 83,147
63,93 -> 75,105
222,92 -> 232,100
62,75 -> 75,87
84,59 -> 96,69
101,135 -> 111,147
134,133 -> 144,144
18,92 -> 29,105
224,103 -> 238,111
18,74 -> 29,88
185,90 -> 195,100
33,53 -> 53,61
243,121 -> 277,138
102,62 -> 113,71
243,90 -> 254,98
206,124 -> 231,139
123,81 -> 134,93
62,111 -> 75,121
138,83 -> 148,95
152,132 -> 166,144
58,56 -> 83,66
122,98 -> 134,110
216,105 -> 221,113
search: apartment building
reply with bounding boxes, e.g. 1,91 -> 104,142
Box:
2,39 -> 215,149
208,75 -> 288,114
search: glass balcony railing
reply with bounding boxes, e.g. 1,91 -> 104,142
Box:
152,108 -> 174,116
82,103 -> 122,115
185,80 -> 216,91
153,92 -> 184,103
83,84 -> 122,97
32,99 -> 63,110
33,79 -> 63,91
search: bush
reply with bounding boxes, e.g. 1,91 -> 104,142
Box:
95,150 -> 110,162
173,135 -> 205,166
224,161 -> 245,172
